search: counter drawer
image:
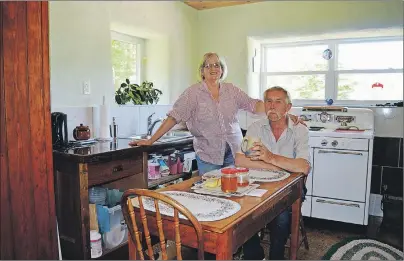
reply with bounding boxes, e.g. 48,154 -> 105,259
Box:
311,197 -> 365,225
88,155 -> 144,186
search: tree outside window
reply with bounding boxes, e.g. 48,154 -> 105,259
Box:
111,39 -> 138,90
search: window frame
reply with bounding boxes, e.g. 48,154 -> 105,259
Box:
260,36 -> 403,106
111,31 -> 144,88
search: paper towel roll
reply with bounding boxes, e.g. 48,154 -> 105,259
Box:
98,104 -> 111,140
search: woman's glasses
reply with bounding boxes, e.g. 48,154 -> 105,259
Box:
204,63 -> 221,69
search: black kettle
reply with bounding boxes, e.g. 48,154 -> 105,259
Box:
51,112 -> 68,149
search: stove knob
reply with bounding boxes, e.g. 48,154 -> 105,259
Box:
321,140 -> 328,146
332,140 -> 338,147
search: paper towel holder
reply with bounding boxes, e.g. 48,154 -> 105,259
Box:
110,117 -> 118,139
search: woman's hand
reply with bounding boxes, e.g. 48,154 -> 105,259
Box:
288,113 -> 307,127
248,142 -> 275,164
129,139 -> 153,146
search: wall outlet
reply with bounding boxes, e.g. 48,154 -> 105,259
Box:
83,80 -> 91,95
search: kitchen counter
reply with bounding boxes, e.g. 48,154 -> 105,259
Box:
53,137 -> 194,163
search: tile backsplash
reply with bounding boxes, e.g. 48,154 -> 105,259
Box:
52,105 -> 173,140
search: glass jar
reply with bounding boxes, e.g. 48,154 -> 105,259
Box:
236,167 -> 250,187
221,168 -> 238,193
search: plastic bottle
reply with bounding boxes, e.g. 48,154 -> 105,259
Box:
90,230 -> 102,258
156,155 -> 170,176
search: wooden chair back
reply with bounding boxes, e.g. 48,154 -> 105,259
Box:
120,189 -> 205,260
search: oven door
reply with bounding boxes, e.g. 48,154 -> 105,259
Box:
312,148 -> 368,202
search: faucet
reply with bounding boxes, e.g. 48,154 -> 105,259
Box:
147,113 -> 162,135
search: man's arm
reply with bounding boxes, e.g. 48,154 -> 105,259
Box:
267,154 -> 310,175
235,152 -> 282,171
247,125 -> 311,175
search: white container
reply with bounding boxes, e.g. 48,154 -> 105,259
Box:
103,222 -> 128,249
90,230 -> 102,258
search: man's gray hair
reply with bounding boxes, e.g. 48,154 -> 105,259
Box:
263,86 -> 292,104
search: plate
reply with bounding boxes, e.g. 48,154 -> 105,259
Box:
249,169 -> 290,182
132,191 -> 241,222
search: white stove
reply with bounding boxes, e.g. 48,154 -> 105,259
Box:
291,107 -> 375,226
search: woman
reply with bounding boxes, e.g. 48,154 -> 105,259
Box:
130,52 -> 301,175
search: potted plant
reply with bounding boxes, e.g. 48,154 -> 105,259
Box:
115,79 -> 163,105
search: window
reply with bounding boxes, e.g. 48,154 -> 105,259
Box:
260,35 -> 403,105
111,31 -> 144,90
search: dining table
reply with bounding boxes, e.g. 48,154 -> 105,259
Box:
128,172 -> 304,260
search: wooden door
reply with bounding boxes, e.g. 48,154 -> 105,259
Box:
0,2 -> 58,259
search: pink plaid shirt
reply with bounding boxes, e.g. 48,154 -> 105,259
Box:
167,82 -> 259,165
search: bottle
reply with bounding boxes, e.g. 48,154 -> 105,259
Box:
169,153 -> 178,175
148,155 -> 161,180
156,155 -> 170,177
90,230 -> 102,258
109,117 -> 118,139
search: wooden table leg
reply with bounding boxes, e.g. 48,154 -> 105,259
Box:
128,233 -> 137,260
289,196 -> 302,260
215,230 -> 233,260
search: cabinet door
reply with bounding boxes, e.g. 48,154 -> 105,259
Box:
312,148 -> 368,202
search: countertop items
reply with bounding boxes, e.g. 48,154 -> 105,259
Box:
53,137 -> 194,163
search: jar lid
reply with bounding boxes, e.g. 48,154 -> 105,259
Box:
221,167 -> 238,174
236,167 -> 249,173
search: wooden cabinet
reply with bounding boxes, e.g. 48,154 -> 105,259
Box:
53,151 -> 148,260
53,138 -> 195,259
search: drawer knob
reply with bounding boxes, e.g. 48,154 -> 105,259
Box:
112,165 -> 124,172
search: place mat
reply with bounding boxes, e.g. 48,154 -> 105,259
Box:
249,169 -> 290,182
131,191 -> 241,222
191,182 -> 260,197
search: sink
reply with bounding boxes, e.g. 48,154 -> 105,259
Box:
129,134 -> 152,140
163,131 -> 192,137
127,131 -> 192,143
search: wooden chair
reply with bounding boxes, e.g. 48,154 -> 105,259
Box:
259,175 -> 310,257
120,189 -> 205,260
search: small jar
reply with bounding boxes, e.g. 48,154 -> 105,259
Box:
236,167 -> 250,187
221,168 -> 238,193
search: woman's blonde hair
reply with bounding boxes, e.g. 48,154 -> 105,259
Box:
197,52 -> 228,82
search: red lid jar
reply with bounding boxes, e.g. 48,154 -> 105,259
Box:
235,167 -> 250,187
221,168 -> 238,193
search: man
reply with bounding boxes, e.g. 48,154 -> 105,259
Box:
235,86 -> 310,260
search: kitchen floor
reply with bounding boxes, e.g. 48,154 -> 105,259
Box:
272,215 -> 403,260
107,216 -> 402,260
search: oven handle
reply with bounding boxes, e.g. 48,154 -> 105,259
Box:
316,199 -> 360,208
318,150 -> 363,156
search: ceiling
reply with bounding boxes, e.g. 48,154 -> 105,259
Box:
183,1 -> 261,10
